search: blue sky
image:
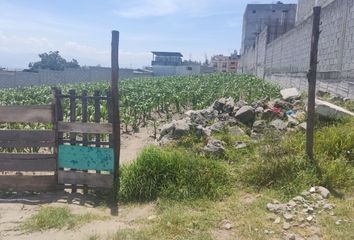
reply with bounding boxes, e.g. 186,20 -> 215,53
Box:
0,0 -> 296,69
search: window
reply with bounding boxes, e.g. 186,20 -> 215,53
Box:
252,10 -> 256,14
187,66 -> 193,71
272,10 -> 276,13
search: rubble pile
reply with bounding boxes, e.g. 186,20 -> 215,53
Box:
158,88 -> 354,154
265,186 -> 343,239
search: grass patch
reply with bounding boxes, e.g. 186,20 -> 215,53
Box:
240,119 -> 354,197
22,206 -> 107,232
120,146 -> 230,202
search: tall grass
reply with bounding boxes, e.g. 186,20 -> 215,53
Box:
120,146 -> 230,202
241,119 -> 354,197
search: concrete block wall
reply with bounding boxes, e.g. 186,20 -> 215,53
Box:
297,0 -> 336,23
239,0 -> 354,99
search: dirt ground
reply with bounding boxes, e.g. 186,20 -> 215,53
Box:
0,192 -> 156,240
0,126 -> 156,240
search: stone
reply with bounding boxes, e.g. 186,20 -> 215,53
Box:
228,126 -> 245,136
255,106 -> 264,114
280,88 -> 300,100
221,219 -> 233,230
236,100 -> 248,108
306,216 -> 314,222
196,125 -> 211,137
234,142 -> 247,149
316,186 -> 330,199
201,107 -> 218,120
315,99 -> 354,119
235,106 -> 255,125
224,97 -> 235,113
287,234 -> 296,240
283,222 -> 291,230
335,219 -> 342,225
213,97 -> 235,113
309,187 -> 316,193
213,98 -> 227,112
189,111 -> 208,127
298,122 -> 307,130
224,222 -> 233,230
287,200 -> 297,208
287,116 -> 299,127
159,122 -> 176,139
204,139 -> 225,155
284,213 -> 294,221
323,203 -> 335,210
266,203 -> 286,213
293,196 -> 305,202
273,217 -> 281,224
173,119 -> 191,138
270,119 -> 287,131
210,121 -> 226,133
147,215 -> 157,220
253,120 -> 266,133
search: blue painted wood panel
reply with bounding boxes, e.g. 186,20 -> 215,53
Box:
58,145 -> 114,172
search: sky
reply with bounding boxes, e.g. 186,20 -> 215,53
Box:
0,0 -> 297,69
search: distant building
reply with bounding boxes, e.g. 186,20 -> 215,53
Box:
151,51 -> 201,76
241,1 -> 297,54
151,51 -> 183,66
211,50 -> 240,73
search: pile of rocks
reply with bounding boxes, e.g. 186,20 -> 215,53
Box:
158,87 -> 354,154
158,88 -> 305,151
266,186 -> 334,233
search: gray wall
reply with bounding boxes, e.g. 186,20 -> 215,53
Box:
296,0 -> 336,23
239,0 -> 354,99
0,67 -> 152,88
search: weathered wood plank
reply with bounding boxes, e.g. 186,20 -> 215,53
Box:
0,153 -> 56,171
0,175 -> 56,192
0,130 -> 55,148
58,122 -> 112,134
58,171 -> 113,188
0,105 -> 53,123
58,145 -> 114,171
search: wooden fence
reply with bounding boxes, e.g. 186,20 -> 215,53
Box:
0,89 -> 116,194
0,105 -> 57,191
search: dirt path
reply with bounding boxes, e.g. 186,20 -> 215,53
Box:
120,126 -> 156,165
0,192 -> 155,240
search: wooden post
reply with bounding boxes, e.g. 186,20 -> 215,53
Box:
111,30 -> 120,215
306,7 -> 321,161
69,89 -> 77,193
52,88 -> 60,188
82,90 -> 89,194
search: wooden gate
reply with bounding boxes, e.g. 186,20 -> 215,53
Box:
53,89 -> 115,192
0,105 -> 57,192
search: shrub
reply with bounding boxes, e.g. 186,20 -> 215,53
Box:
120,146 -> 230,202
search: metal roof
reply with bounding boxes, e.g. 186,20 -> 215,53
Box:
151,51 -> 183,57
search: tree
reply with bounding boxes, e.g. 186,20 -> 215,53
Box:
27,51 -> 80,72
